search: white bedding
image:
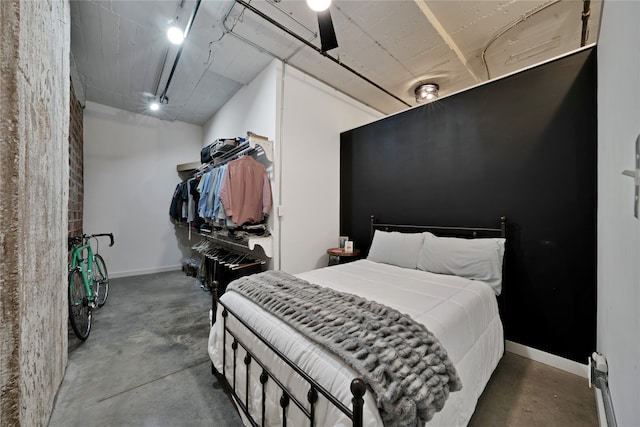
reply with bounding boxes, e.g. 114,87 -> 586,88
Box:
208,260 -> 504,426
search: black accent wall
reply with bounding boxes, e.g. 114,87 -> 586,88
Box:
340,48 -> 597,363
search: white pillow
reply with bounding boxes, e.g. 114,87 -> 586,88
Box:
417,234 -> 506,295
367,230 -> 425,269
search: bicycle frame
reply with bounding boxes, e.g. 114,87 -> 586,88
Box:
68,233 -> 114,340
69,242 -> 96,304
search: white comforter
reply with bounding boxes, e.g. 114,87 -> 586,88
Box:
208,260 -> 504,426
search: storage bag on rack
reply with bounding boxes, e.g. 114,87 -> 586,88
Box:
211,139 -> 239,159
201,144 -> 214,163
201,138 -> 241,164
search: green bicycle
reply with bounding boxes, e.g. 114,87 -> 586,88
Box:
68,233 -> 114,340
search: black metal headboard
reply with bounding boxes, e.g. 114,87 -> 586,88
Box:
370,215 -> 507,243
369,215 -> 509,340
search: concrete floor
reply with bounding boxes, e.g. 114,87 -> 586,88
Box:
49,270 -> 597,426
469,353 -> 598,426
49,271 -> 242,427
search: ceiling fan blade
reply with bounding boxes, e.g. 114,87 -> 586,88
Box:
317,9 -> 338,52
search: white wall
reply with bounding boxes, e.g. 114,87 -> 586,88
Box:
201,61 -> 279,266
84,102 -> 203,277
202,63 -> 277,146
597,1 -> 640,425
279,65 -> 382,274
200,59 -> 382,274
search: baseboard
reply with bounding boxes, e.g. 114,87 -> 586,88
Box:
594,386 -> 608,427
505,340 -> 589,378
110,265 -> 182,279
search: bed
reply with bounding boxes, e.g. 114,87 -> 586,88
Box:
208,217 -> 506,426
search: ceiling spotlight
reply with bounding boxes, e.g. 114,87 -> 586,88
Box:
306,0 -> 331,12
415,83 -> 439,103
167,26 -> 184,45
150,101 -> 160,111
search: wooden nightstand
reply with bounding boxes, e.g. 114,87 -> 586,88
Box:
327,247 -> 361,266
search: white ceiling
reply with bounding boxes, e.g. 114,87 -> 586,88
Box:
70,0 -> 602,125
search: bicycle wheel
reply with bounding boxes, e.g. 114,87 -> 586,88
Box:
93,254 -> 109,307
68,268 -> 91,340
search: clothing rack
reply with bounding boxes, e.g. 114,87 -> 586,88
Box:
197,228 -> 270,256
215,137 -> 272,165
192,240 -> 266,270
193,132 -> 273,176
172,132 -> 274,258
192,240 -> 266,313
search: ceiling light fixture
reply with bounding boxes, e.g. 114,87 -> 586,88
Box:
167,26 -> 184,45
149,101 -> 160,111
306,0 -> 331,12
414,83 -> 439,103
155,0 -> 202,112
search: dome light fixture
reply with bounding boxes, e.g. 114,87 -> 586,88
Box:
306,0 -> 331,12
415,83 -> 439,103
167,26 -> 185,45
149,101 -> 160,111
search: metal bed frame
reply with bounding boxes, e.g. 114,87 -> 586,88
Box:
215,301 -> 366,427
212,215 -> 507,427
370,215 -> 507,241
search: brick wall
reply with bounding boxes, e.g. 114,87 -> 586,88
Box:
69,79 -> 83,237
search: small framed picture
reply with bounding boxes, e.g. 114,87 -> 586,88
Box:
339,236 -> 348,249
344,241 -> 354,253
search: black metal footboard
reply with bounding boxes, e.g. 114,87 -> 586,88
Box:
215,299 -> 366,427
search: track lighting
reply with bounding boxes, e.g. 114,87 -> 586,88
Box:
306,0 -> 331,12
167,26 -> 184,45
415,83 -> 439,102
150,95 -> 169,111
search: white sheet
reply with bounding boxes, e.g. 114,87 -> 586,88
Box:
209,260 -> 504,426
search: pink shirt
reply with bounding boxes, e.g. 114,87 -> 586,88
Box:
219,156 -> 272,226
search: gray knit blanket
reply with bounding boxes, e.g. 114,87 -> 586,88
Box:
226,270 -> 462,427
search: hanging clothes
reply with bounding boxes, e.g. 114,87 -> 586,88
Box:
180,182 -> 189,220
187,176 -> 201,223
169,183 -> 183,222
212,166 -> 227,221
197,169 -> 214,219
169,181 -> 190,222
219,156 -> 272,226
205,165 -> 225,220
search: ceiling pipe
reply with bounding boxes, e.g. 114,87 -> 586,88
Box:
159,0 -> 202,104
222,1 -> 306,60
580,0 -> 591,47
234,0 -> 411,108
481,0 -> 561,80
222,2 -> 316,68
266,0 -> 318,36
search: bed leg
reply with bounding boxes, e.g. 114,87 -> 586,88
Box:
350,378 -> 366,427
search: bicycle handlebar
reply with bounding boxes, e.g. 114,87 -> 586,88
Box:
68,233 -> 115,249
90,233 -> 115,247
